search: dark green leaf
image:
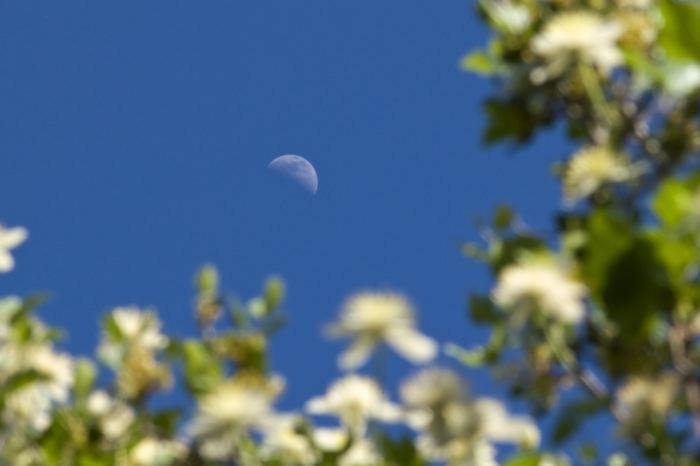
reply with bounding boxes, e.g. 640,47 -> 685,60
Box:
483,99 -> 539,145
469,294 -> 501,324
493,204 -> 514,230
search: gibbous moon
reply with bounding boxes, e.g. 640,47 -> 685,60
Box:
268,155 -> 319,194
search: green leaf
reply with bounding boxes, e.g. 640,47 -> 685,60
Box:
195,264 -> 219,297
446,324 -> 505,367
102,312 -> 125,342
461,50 -> 498,76
39,411 -> 72,465
492,204 -> 514,230
583,210 -> 673,341
659,0 -> 700,62
581,210 -> 632,295
653,174 -> 700,229
503,453 -> 541,466
483,99 -> 539,145
489,234 -> 546,273
602,238 -> 673,340
180,340 -> 224,395
468,294 -> 501,323
1,369 -> 50,399
376,434 -> 427,466
263,276 -> 286,312
73,358 -> 97,401
150,409 -> 181,435
444,343 -> 489,367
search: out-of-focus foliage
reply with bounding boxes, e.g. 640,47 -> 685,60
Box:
455,0 -> 700,464
0,261 -> 539,466
2,0 -> 700,465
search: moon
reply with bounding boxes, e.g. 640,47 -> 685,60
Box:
268,155 -> 319,194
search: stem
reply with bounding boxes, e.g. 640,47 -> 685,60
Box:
578,62 -> 618,144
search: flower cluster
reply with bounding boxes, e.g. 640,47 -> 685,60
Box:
0,222 -> 555,466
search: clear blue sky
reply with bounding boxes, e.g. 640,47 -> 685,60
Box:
0,1 -> 563,409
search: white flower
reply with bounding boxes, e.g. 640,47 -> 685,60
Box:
86,390 -> 113,416
130,438 -> 187,466
306,374 -> 401,435
662,62 -> 700,99
313,427 -> 349,452
564,146 -> 638,202
259,415 -> 317,466
615,372 -> 679,427
4,388 -> 54,432
101,400 -> 135,440
189,379 -> 277,460
492,260 -> 586,324
401,368 -> 538,464
1,344 -> 74,432
0,225 -> 27,273
326,291 -> 437,370
531,11 -> 623,82
111,307 -> 168,350
338,439 -> 380,466
400,367 -> 467,408
86,390 -> 135,439
485,0 -> 532,34
99,307 -> 168,369
23,345 -> 74,403
476,398 -> 540,448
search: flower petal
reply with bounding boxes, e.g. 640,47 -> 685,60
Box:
0,251 -> 15,273
0,227 -> 27,249
385,328 -> 437,364
338,337 -> 377,370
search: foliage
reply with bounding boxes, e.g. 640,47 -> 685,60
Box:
3,0 -> 700,465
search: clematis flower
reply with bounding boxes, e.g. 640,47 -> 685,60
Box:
401,368 -> 538,465
531,11 -> 623,83
492,260 -> 587,325
564,146 -> 638,203
188,378 -> 280,460
306,374 -> 401,436
326,291 -> 437,370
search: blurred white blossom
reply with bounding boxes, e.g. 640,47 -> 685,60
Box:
0,342 -> 74,432
338,439 -> 380,466
401,368 -> 538,465
130,438 -> 187,466
482,0 -> 532,34
306,374 -> 401,436
113,307 -> 168,348
0,225 -> 27,273
313,427 -> 349,452
86,390 -> 136,439
189,378 -> 278,460
259,415 -> 317,466
615,372 -> 679,430
98,307 -> 168,367
531,11 -> 623,83
492,260 -> 586,324
86,390 -> 113,417
326,291 -> 437,370
564,146 -> 638,202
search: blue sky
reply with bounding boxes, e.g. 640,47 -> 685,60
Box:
0,1 -> 564,409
